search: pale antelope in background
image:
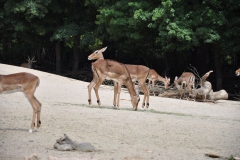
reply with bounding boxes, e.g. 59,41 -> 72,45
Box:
21,56 -> 36,69
174,72 -> 195,99
0,72 -> 42,133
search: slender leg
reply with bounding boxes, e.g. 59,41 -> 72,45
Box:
180,84 -> 183,99
139,79 -> 150,109
34,96 -> 42,129
116,81 -> 122,109
93,77 -> 104,107
147,79 -> 151,89
152,80 -> 155,96
88,78 -> 97,106
113,81 -> 118,108
25,93 -> 38,133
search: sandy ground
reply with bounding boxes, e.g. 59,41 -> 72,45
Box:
0,63 -> 240,160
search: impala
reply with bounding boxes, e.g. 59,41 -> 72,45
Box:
21,56 -> 36,69
236,68 -> 240,76
174,72 -> 195,99
88,47 -> 153,109
87,47 -> 140,110
124,64 -> 150,109
147,69 -> 171,96
0,72 -> 41,133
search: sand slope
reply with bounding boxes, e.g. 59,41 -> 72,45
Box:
0,63 -> 240,160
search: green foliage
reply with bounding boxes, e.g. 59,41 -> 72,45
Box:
50,24 -> 80,41
0,0 -> 240,75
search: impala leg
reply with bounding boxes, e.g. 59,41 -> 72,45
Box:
88,78 -> 97,106
34,96 -> 42,129
25,94 -> 38,133
152,80 -> 155,96
113,81 -> 118,108
139,80 -> 150,109
116,82 -> 122,110
93,78 -> 104,107
180,85 -> 183,99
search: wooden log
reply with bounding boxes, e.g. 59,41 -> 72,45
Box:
207,89 -> 228,100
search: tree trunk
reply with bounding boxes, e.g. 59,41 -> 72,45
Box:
72,35 -> 80,72
55,40 -> 61,74
214,51 -> 222,90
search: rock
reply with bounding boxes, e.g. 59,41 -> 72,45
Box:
75,142 -> 96,152
56,144 -> 73,151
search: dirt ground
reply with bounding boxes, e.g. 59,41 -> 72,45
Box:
0,63 -> 240,160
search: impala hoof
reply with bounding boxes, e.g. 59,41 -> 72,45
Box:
111,106 -> 117,109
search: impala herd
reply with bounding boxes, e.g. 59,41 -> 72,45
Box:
0,46 -> 239,132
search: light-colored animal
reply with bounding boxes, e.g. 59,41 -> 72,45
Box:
192,70 -> 214,101
174,72 -> 195,99
21,56 -> 36,68
193,81 -> 212,101
236,68 -> 240,76
0,72 -> 41,133
147,69 -> 170,96
87,47 -> 140,110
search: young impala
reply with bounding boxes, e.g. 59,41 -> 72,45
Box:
147,69 -> 171,96
174,72 -> 195,99
0,72 -> 41,133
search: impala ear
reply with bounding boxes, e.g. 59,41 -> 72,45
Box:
175,76 -> 178,80
102,46 -> 107,52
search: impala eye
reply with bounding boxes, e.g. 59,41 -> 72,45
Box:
95,51 -> 98,54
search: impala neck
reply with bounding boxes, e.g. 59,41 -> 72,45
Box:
157,75 -> 166,83
98,54 -> 105,60
125,80 -> 137,97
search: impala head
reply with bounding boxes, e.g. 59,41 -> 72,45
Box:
131,95 -> 140,111
164,76 -> 171,89
174,76 -> 182,89
88,47 -> 107,60
236,68 -> 240,76
21,56 -> 36,68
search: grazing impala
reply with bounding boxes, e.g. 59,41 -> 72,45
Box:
21,56 -> 36,69
0,72 -> 41,133
124,64 -> 150,109
147,69 -> 171,96
236,68 -> 240,76
87,47 -> 140,110
88,47 -> 152,109
174,72 -> 195,99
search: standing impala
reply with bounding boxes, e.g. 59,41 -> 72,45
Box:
87,47 -> 140,110
174,72 -> 195,99
88,47 -> 153,109
147,69 -> 171,96
236,68 -> 240,76
0,72 -> 41,133
21,56 -> 36,69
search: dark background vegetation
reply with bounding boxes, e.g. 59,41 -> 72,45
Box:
0,0 -> 239,99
